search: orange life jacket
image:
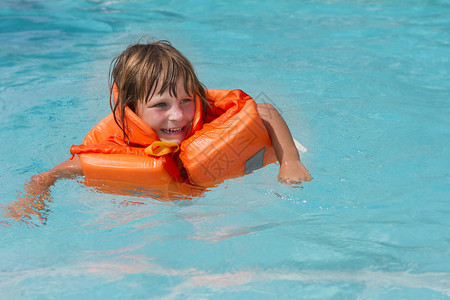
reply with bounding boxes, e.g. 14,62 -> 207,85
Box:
70,88 -> 276,198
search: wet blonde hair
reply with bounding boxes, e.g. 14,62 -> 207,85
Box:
109,40 -> 207,142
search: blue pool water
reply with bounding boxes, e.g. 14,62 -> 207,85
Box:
1,0 -> 449,298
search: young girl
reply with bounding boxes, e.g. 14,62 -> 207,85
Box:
5,40 -> 312,221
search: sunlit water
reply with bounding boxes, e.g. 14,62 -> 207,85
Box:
0,0 -> 449,299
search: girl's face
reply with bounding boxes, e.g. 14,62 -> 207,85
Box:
136,78 -> 195,145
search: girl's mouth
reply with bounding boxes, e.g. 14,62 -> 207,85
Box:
161,126 -> 185,134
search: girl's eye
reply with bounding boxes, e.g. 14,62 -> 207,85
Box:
153,102 -> 167,108
181,98 -> 193,104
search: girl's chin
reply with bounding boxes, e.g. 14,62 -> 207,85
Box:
158,128 -> 187,145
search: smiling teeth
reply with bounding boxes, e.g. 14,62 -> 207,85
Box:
162,127 -> 184,133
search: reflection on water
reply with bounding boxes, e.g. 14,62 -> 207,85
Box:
1,254 -> 448,299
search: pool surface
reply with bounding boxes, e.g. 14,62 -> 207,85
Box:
1,0 -> 449,299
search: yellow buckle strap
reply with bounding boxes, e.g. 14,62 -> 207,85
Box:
145,141 -> 179,156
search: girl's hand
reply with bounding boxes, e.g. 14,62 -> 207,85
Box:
257,103 -> 312,185
278,160 -> 313,185
3,193 -> 50,225
2,156 -> 83,225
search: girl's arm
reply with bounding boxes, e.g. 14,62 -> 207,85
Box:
257,103 -> 312,184
3,156 -> 84,223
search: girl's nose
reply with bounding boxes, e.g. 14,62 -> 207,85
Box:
168,104 -> 185,122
